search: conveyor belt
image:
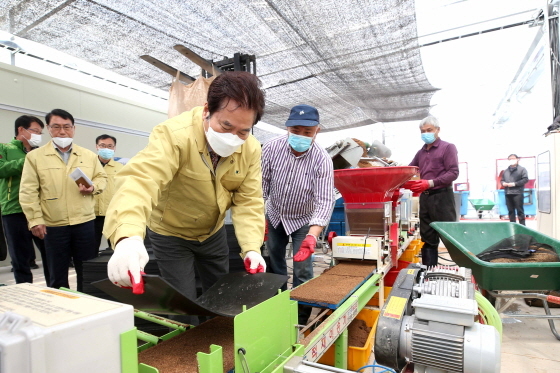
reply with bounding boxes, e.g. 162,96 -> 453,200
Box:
290,261 -> 377,309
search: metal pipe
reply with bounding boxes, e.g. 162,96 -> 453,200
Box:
134,309 -> 189,330
299,308 -> 330,335
501,314 -> 560,319
489,290 -> 550,299
360,156 -> 391,166
136,330 -> 160,345
302,361 -> 361,372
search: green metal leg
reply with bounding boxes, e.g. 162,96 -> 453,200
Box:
120,328 -> 139,373
334,329 -> 348,369
197,344 -> 224,373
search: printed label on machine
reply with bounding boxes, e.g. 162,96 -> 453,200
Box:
336,243 -> 372,256
338,243 -> 373,247
0,284 -> 121,327
383,296 -> 407,320
303,299 -> 358,362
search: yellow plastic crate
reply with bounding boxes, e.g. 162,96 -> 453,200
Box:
400,240 -> 423,263
366,286 -> 391,307
317,308 -> 380,370
400,249 -> 418,262
348,308 -> 379,370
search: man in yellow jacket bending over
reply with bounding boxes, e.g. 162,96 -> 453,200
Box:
103,72 -> 267,308
20,109 -> 107,291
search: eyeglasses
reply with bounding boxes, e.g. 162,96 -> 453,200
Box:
49,125 -> 74,131
26,128 -> 43,135
97,144 -> 115,149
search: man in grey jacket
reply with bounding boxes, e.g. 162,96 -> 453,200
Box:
501,154 -> 529,225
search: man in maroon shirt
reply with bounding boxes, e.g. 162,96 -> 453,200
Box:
407,116 -> 459,267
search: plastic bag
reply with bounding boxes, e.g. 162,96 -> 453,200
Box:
168,71 -> 215,118
477,234 -> 559,263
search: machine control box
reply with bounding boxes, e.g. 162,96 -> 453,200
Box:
331,236 -> 387,265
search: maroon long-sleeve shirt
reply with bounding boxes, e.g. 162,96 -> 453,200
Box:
409,138 -> 459,189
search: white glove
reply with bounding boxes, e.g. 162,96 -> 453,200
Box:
108,236 -> 149,290
244,251 -> 266,274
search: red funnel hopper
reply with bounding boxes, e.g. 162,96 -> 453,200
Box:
334,166 -> 419,203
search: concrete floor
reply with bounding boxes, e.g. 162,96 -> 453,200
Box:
2,227 -> 560,373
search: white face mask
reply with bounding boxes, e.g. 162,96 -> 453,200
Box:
25,130 -> 42,147
205,125 -> 246,157
52,137 -> 73,148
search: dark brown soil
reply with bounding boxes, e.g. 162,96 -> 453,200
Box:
322,261 -> 376,277
347,318 -> 371,347
490,250 -> 559,263
138,317 -> 234,373
290,274 -> 365,305
290,262 -> 376,305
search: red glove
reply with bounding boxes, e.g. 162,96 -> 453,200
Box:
294,234 -> 316,262
123,271 -> 146,295
244,251 -> 266,274
409,180 -> 430,193
402,180 -> 416,190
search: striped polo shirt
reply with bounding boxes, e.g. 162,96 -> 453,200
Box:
262,134 -> 334,235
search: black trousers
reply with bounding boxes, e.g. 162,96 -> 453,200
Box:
44,220 -> 97,291
148,226 -> 229,326
94,215 -> 111,251
2,213 -> 48,284
419,188 -> 457,267
505,193 -> 525,226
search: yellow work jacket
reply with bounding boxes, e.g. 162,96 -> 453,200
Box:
103,107 -> 264,255
94,158 -> 124,216
20,141 -> 107,228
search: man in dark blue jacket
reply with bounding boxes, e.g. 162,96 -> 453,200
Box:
501,154 -> 529,225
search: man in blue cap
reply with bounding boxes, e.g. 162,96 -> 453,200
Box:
261,104 -> 334,325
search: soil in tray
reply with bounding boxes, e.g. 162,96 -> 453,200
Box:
322,261 -> 376,277
290,274 -> 365,305
138,316 -> 234,373
348,318 -> 371,347
290,262 -> 376,306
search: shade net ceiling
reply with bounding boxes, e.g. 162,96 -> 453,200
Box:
0,0 -> 437,132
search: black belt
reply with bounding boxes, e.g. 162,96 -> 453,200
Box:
423,187 -> 452,195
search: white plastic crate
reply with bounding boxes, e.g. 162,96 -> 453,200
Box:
0,283 -> 134,373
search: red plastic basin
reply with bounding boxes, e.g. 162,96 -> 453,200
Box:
385,260 -> 413,286
334,167 -> 418,203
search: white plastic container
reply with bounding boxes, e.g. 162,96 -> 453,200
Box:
0,283 -> 134,373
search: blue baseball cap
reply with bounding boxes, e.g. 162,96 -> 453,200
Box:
285,104 -> 320,127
